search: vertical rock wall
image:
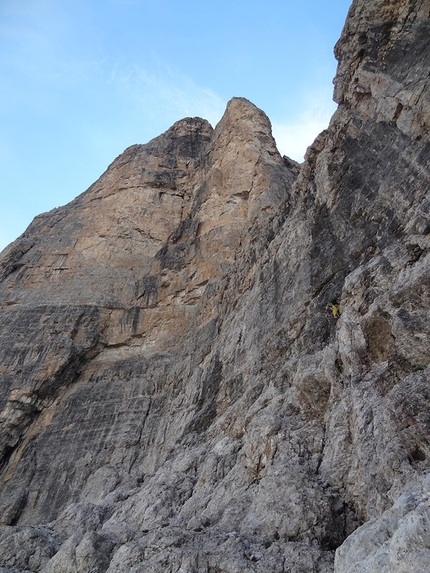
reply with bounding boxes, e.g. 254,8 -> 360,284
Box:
0,0 -> 429,571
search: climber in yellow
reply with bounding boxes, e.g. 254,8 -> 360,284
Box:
327,297 -> 341,319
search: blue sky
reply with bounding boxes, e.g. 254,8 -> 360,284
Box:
0,0 -> 351,252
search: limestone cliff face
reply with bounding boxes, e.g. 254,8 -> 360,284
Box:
0,1 -> 429,572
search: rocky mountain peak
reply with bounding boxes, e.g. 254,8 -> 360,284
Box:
0,1 -> 429,572
167,115 -> 213,137
218,96 -> 274,138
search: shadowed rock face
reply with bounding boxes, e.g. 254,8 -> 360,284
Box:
0,1 -> 429,572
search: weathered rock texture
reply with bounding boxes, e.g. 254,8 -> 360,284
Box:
0,0 -> 429,571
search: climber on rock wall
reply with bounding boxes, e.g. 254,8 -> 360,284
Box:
327,297 -> 341,318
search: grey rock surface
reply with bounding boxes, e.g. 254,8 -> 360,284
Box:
0,0 -> 429,571
335,475 -> 430,573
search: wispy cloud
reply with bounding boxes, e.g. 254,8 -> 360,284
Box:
272,88 -> 337,162
114,64 -> 226,129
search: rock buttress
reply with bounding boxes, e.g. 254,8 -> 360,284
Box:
0,1 -> 429,571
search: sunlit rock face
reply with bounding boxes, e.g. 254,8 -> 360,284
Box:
0,0 -> 429,571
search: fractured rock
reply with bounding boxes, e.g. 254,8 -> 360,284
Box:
0,0 -> 429,571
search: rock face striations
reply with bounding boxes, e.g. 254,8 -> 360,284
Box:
0,0 -> 429,571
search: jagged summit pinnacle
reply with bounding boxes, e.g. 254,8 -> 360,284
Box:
105,97 -> 276,178
222,96 -> 274,133
166,115 -> 214,138
225,96 -> 269,117
0,96 -> 294,310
